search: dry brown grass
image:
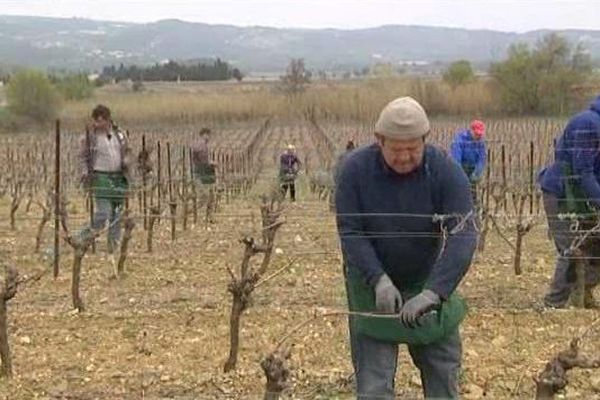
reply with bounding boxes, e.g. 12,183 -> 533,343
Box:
60,77 -> 500,130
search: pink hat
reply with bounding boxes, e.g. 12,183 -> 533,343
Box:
471,120 -> 486,137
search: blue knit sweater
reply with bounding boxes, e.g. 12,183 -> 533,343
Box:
538,96 -> 600,205
450,129 -> 487,179
335,143 -> 477,299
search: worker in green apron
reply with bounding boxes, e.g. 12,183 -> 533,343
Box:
191,128 -> 217,185
78,104 -> 133,253
191,128 -> 218,222
538,95 -> 600,308
335,97 -> 477,399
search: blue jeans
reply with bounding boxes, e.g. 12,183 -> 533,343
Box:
349,317 -> 462,400
81,197 -> 123,251
543,192 -> 600,307
342,263 -> 461,399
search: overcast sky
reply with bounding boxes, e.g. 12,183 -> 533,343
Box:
1,0 -> 599,32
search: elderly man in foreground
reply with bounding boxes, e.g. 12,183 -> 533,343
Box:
335,97 -> 477,399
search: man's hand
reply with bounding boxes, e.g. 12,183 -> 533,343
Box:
399,289 -> 441,328
85,119 -> 95,133
374,274 -> 403,314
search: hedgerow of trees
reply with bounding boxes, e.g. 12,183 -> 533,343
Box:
100,59 -> 235,82
6,69 -> 63,123
490,33 -> 593,115
443,60 -> 475,88
50,73 -> 95,101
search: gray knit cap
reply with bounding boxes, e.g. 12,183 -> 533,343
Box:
375,97 -> 430,139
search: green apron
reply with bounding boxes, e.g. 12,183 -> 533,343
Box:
345,264 -> 467,345
560,163 -> 595,217
93,172 -> 128,203
195,164 -> 216,185
279,171 -> 297,183
462,164 -> 475,177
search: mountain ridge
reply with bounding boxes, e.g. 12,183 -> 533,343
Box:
1,15 -> 599,73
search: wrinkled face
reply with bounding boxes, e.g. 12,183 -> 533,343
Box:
376,134 -> 425,175
93,115 -> 111,133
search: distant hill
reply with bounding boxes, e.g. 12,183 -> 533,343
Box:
1,15 -> 599,73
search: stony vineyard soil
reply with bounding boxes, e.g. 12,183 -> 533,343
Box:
0,178 -> 598,400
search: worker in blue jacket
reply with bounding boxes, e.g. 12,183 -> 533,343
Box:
538,96 -> 600,309
450,120 -> 487,202
336,97 -> 477,399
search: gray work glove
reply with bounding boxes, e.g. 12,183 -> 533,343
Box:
374,274 -> 403,314
399,289 -> 441,328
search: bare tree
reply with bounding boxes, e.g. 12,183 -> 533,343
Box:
146,204 -> 161,253
115,207 -> 136,278
9,180 -> 24,231
280,59 -> 311,95
487,183 -> 539,275
34,189 -> 54,253
223,196 -> 285,372
535,318 -> 600,399
261,347 -> 292,400
0,264 -> 18,377
0,263 -> 49,378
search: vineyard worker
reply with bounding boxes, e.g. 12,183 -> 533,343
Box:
329,139 -> 357,211
191,128 -> 217,185
450,120 -> 487,201
538,96 -> 600,309
345,138 -> 357,152
279,144 -> 302,202
191,128 -> 218,222
336,97 -> 477,399
334,139 -> 357,183
78,104 -> 133,252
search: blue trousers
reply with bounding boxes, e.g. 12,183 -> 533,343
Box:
344,267 -> 461,399
543,192 -> 600,307
80,197 -> 123,252
348,319 -> 461,399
